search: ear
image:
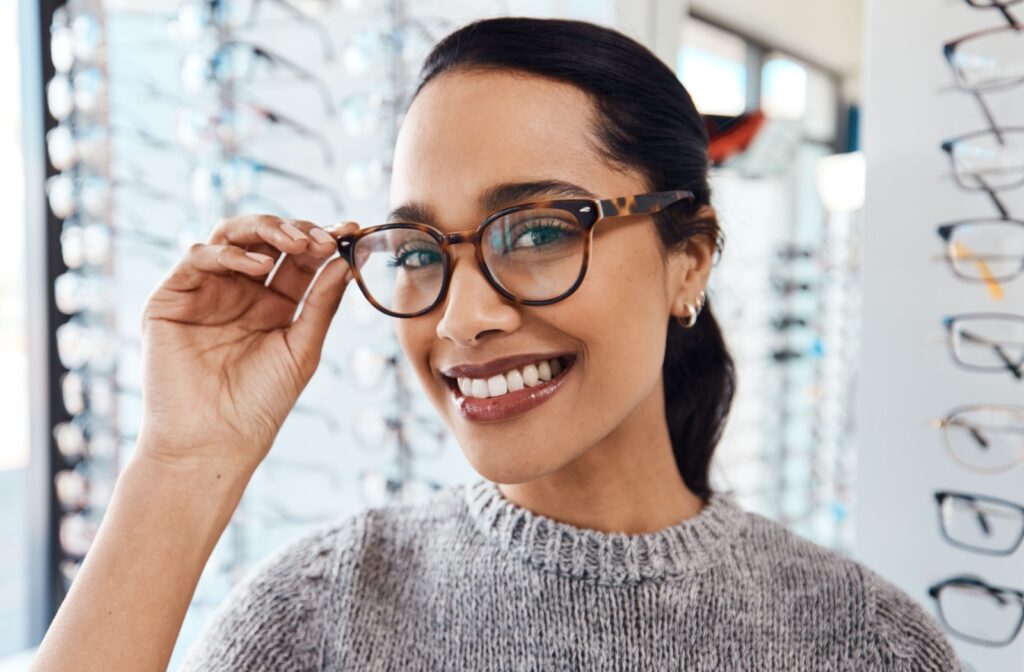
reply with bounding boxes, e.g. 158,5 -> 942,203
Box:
666,205 -> 717,321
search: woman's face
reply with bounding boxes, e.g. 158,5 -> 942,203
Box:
388,69 -> 710,484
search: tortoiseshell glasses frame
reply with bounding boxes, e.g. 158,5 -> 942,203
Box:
336,189 -> 696,318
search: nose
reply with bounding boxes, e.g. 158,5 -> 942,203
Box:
435,245 -> 521,346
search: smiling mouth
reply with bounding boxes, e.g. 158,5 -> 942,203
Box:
443,354 -> 576,399
442,354 -> 577,423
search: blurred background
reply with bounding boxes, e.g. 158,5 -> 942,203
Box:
2,0 -> 1022,669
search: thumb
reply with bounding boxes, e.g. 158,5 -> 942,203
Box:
286,254 -> 354,368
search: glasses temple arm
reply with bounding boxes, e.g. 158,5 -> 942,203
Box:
597,190 -> 696,218
958,328 -> 1024,378
228,40 -> 336,115
997,1 -> 1021,27
971,91 -> 1006,144
982,183 -> 1012,220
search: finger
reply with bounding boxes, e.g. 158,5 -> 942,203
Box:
286,254 -> 355,369
206,213 -> 316,260
160,242 -> 276,292
266,219 -> 350,303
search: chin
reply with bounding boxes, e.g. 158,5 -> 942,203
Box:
455,427 -> 589,486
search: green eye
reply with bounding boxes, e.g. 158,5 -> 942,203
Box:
492,218 -> 576,254
386,246 -> 442,269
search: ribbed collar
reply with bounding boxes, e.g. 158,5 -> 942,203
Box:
462,478 -> 746,586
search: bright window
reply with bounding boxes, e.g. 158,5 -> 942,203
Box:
676,17 -> 748,116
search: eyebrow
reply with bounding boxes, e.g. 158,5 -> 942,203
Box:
386,179 -> 600,225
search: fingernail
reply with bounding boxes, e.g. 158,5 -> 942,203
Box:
309,227 -> 334,244
245,252 -> 273,263
281,221 -> 307,240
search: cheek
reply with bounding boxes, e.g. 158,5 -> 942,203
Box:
552,233 -> 669,396
394,317 -> 442,397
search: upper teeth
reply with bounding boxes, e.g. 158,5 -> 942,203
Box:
456,358 -> 565,399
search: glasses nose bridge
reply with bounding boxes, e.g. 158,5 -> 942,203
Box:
438,228 -> 478,249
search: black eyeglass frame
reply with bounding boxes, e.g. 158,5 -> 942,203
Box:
934,490 -> 1024,555
928,574 -> 1024,647
942,312 -> 1024,379
962,0 -> 1023,27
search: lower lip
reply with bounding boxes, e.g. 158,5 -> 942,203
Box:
447,357 -> 575,423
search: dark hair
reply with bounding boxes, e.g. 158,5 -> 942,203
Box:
409,17 -> 736,500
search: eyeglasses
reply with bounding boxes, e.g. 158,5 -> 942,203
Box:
175,101 -> 335,166
942,22 -> 1024,151
962,0 -> 1022,27
928,574 -> 1024,647
190,155 -> 344,214
935,491 -> 1024,554
936,218 -> 1024,283
179,39 -> 335,115
336,189 -> 697,318
944,25 -> 1024,93
931,404 -> 1024,473
942,313 -> 1024,379
942,128 -> 1024,198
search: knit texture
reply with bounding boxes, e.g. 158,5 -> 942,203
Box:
177,478 -> 963,671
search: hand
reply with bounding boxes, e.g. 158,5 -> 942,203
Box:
136,214 -> 359,475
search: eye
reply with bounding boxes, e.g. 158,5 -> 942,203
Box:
386,243 -> 442,269
495,217 -> 578,253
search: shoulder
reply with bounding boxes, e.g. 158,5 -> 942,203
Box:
176,511 -> 368,671
729,504 -> 962,670
857,562 -> 964,670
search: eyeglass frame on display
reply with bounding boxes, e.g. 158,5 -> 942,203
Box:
336,188 -> 699,318
927,574 -> 1024,647
962,0 -> 1022,27
934,490 -> 1024,555
930,403 -> 1024,474
943,23 -> 1024,153
192,154 -> 344,214
934,218 -> 1024,284
940,128 -> 1024,221
183,38 -> 336,115
942,312 -> 1024,379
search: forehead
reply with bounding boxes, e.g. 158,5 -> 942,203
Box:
388,70 -> 620,227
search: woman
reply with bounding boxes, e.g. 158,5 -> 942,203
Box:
33,17 -> 961,672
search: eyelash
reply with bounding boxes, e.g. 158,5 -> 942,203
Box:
384,219 -> 574,269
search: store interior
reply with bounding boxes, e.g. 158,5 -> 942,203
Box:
2,0 -> 1022,669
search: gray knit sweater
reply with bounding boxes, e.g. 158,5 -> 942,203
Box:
177,478 -> 962,671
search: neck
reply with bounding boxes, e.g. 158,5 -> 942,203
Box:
497,375 -> 705,535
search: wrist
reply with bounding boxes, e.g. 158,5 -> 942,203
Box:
122,445 -> 255,512
133,424 -> 264,476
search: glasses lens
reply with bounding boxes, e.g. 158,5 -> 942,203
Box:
945,406 -> 1024,472
934,579 -> 1024,645
481,207 -> 586,302
949,315 -> 1024,370
947,220 -> 1024,281
938,493 -> 1024,553
353,227 -> 444,316
951,29 -> 1024,90
950,130 -> 1024,192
